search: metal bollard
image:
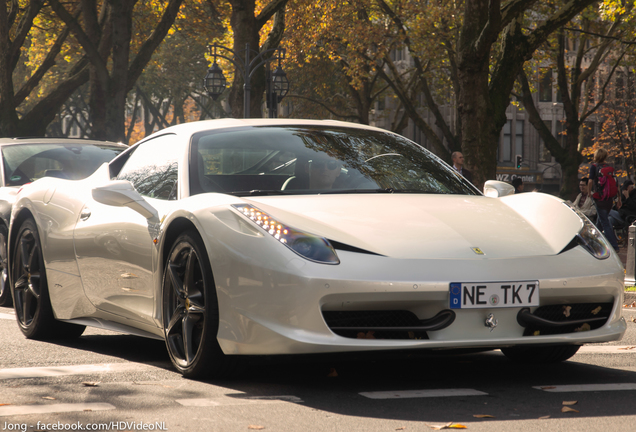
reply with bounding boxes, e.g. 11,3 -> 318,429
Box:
626,223 -> 636,285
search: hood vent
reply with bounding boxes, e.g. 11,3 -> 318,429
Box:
329,240 -> 383,256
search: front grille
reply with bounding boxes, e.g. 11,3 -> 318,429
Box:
322,310 -> 429,340
522,302 -> 613,336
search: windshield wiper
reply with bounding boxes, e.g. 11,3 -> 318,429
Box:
227,190 -> 296,196
319,188 -> 437,194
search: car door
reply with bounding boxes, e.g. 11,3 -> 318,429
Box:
74,134 -> 180,326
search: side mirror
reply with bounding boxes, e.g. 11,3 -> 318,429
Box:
92,180 -> 158,220
484,180 -> 515,198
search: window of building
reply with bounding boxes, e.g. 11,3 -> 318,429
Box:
502,120 -> 512,161
515,120 -> 524,160
539,68 -> 553,102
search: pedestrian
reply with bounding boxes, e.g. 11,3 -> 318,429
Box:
512,177 -> 524,193
451,151 -> 472,182
571,177 -> 596,222
609,180 -> 636,228
588,148 -> 619,251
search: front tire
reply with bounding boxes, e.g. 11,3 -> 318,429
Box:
12,219 -> 85,339
162,231 -> 233,379
501,345 -> 580,364
0,224 -> 11,307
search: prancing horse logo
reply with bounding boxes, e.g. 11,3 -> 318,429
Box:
471,247 -> 484,255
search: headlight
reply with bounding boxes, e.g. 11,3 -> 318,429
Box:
232,204 -> 340,264
564,202 -> 611,260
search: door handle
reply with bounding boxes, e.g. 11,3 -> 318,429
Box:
80,207 -> 91,221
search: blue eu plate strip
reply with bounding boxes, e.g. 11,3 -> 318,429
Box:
450,283 -> 461,309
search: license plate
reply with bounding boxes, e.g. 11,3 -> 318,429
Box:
449,281 -> 539,309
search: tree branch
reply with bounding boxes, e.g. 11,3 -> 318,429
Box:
256,0 -> 288,29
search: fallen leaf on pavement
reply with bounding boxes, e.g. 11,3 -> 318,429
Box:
42,396 -> 55,400
562,401 -> 577,406
538,416 -> 550,419
82,382 -> 101,387
473,415 -> 495,418
0,404 -> 12,406
83,409 -> 92,412
426,424 -> 467,430
561,406 -> 579,413
326,368 -> 338,377
247,426 -> 265,430
618,346 -> 636,350
396,427 -> 406,431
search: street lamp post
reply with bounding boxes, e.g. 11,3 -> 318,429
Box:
203,43 -> 290,118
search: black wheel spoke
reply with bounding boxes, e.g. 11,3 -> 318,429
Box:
166,306 -> 186,335
28,272 -> 41,298
182,314 -> 197,363
183,249 -> 195,297
19,237 -> 32,273
168,263 -> 186,299
22,289 -> 34,323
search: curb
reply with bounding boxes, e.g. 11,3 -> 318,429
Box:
625,291 -> 636,304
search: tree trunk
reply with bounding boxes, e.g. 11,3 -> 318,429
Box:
227,0 -> 288,118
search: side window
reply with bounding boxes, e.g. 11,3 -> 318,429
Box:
117,134 -> 179,200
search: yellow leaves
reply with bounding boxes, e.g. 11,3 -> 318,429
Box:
563,305 -> 572,317
574,323 -> 591,332
561,406 -> 579,413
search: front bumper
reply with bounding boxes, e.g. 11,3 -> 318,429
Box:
204,226 -> 626,355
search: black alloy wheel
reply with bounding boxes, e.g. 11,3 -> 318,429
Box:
162,231 -> 232,379
12,219 -> 85,339
0,224 -> 11,307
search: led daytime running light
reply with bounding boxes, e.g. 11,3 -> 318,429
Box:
232,204 -> 339,264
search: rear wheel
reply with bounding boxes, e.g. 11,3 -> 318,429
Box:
0,224 -> 11,307
501,345 -> 580,364
12,219 -> 85,339
162,231 -> 233,379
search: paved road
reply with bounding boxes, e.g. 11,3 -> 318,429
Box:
1,305 -> 636,432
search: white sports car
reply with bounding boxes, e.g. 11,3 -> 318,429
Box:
9,119 -> 626,378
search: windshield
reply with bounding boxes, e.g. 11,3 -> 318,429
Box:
189,126 -> 478,196
2,143 -> 125,186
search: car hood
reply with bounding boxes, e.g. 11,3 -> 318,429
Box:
245,193 -> 583,259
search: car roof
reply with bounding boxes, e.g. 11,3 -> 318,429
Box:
139,118 -> 391,140
0,137 -> 127,148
